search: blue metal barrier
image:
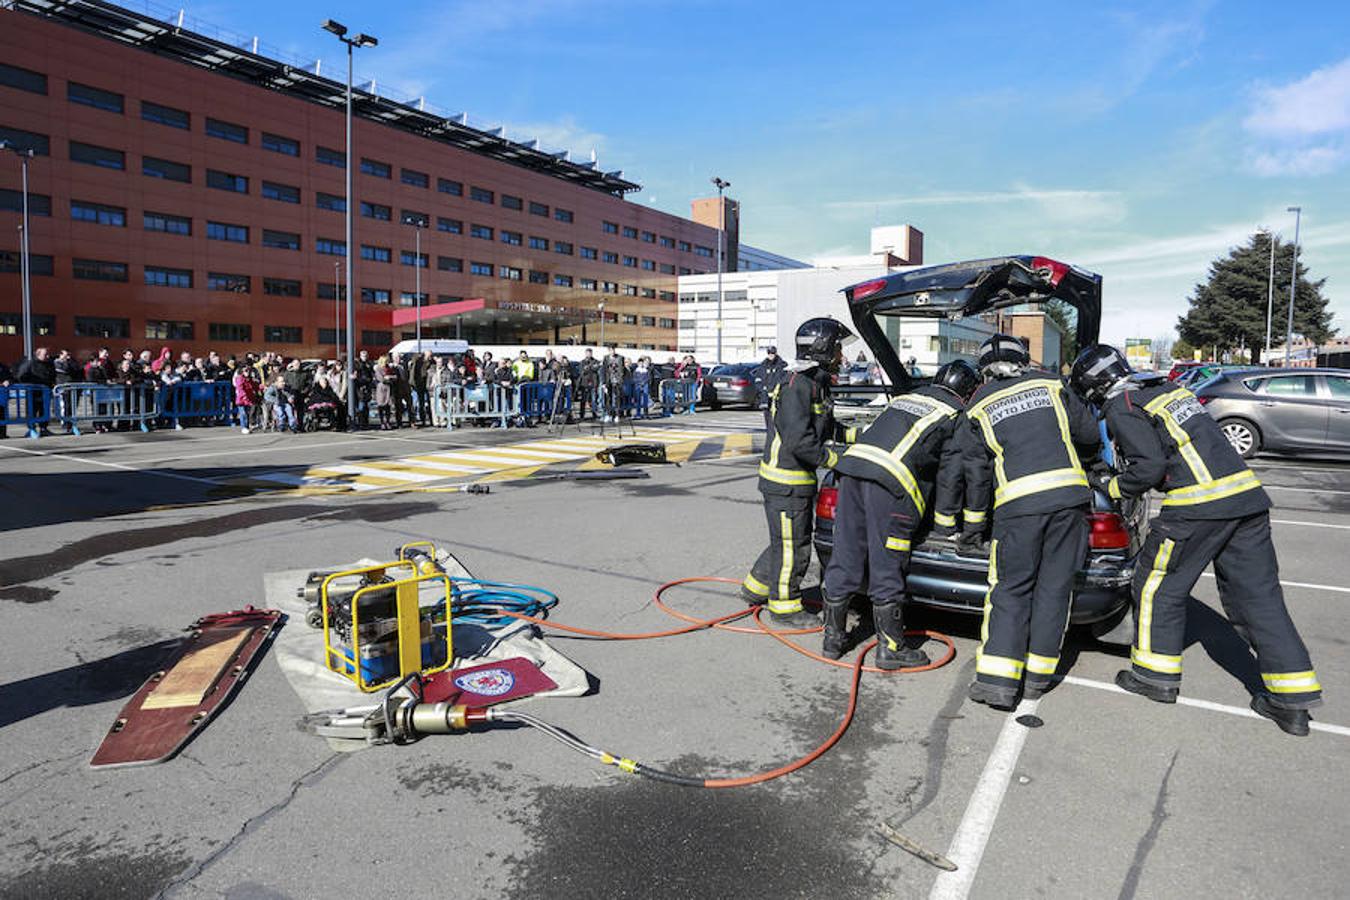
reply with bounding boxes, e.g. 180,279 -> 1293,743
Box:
516,382 -> 570,420
659,378 -> 698,416
161,381 -> 233,429
0,384 -> 52,438
55,382 -> 158,435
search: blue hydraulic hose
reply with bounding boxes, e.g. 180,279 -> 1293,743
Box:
451,579 -> 559,627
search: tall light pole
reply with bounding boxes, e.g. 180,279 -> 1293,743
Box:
333,260 -> 341,358
402,213 -> 428,352
1284,206 -> 1302,367
0,142 -> 35,361
322,18 -> 378,425
597,300 -> 606,350
711,176 -> 730,364
1262,228 -> 1276,364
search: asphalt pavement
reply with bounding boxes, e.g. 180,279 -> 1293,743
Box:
0,413 -> 1347,899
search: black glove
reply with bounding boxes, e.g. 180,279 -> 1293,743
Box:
1087,469 -> 1113,496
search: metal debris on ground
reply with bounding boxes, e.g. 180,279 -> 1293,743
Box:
595,443 -> 670,465
877,821 -> 958,871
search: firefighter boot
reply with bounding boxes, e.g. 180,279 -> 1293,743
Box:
873,602 -> 928,670
1251,694 -> 1311,737
821,596 -> 850,660
1115,669 -> 1178,704
768,608 -> 820,630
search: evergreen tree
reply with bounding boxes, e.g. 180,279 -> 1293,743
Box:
1177,232 -> 1335,364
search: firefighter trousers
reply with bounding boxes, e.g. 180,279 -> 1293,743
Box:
1131,510 -> 1321,708
975,506 -> 1089,698
744,492 -> 814,615
822,476 -> 917,632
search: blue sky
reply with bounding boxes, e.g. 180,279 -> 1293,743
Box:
188,0 -> 1350,346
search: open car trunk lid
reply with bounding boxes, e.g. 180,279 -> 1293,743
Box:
841,255 -> 1103,390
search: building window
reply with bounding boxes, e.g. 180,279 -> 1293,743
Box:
264,325 -> 303,344
206,221 -> 249,243
659,318 -> 676,329
580,246 -> 598,260
316,145 -> 346,168
316,192 -> 346,212
554,241 -> 573,255
438,178 -> 462,196
72,258 -> 128,282
554,274 -> 573,287
528,201 -> 549,217
262,229 -> 300,251
501,194 -> 523,211
360,201 -> 391,220
361,287 -> 391,305
144,211 -> 191,235
317,328 -> 348,345
603,251 -> 619,264
641,288 -> 656,298
0,63 -> 47,95
622,284 -> 638,296
67,81 -> 123,113
316,237 -> 347,256
469,261 -> 493,276
362,330 -> 393,345
437,217 -> 462,234
69,140 -> 121,169
659,263 -> 676,275
641,231 -> 656,243
528,236 -> 549,251
142,156 -> 190,183
695,245 -> 715,258
209,322 -> 252,342
623,256 -> 638,268
470,224 -> 493,240
74,316 -> 130,338
499,266 -> 522,281
679,266 -> 692,275
0,127 -> 47,157
602,221 -> 619,234
206,169 -> 248,193
641,259 -> 656,271
622,314 -> 638,325
207,272 -> 251,293
659,236 -> 674,248
580,278 -> 598,291
622,226 -> 638,239
659,290 -> 675,301
437,256 -> 463,272
145,319 -> 194,341
679,240 -> 691,252
205,117 -> 248,143
141,100 -> 189,129
264,277 -> 302,296
360,157 -> 391,178
528,270 -> 548,285
400,250 -> 428,268
400,168 -> 429,188
555,208 -> 574,223
361,245 -> 391,262
602,280 -> 618,293
262,181 -> 300,204
0,313 -> 54,336
317,283 -> 347,301
641,316 -> 656,327
500,230 -> 522,246
261,132 -> 299,156
0,252 -> 53,276
470,186 -> 494,204
145,265 -> 193,288
1,189 -> 51,216
399,291 -> 429,307
70,200 -> 125,227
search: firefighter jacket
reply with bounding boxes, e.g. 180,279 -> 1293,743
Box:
961,370 -> 1100,518
759,365 -> 841,497
931,411 -> 984,532
1100,380 -> 1269,519
834,385 -> 963,516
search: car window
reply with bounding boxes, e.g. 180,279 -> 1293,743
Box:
1263,375 -> 1317,397
1326,376 -> 1350,399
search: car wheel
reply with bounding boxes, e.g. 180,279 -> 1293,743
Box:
1219,418 -> 1260,458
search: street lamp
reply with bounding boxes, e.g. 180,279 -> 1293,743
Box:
402,213 -> 428,352
0,141 -> 36,361
322,18 -> 377,425
597,300 -> 606,350
1284,206 -> 1302,366
710,176 -> 730,364
333,260 -> 341,358
1260,228 -> 1277,363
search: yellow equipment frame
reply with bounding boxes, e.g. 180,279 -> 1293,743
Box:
321,545 -> 453,692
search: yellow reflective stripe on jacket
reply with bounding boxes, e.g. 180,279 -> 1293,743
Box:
823,447 -> 839,469
759,461 -> 816,485
844,425 -> 860,443
933,511 -> 957,528
812,402 -> 827,414
976,652 -> 1024,679
993,467 -> 1088,507
1161,469 -> 1262,507
963,508 -> 987,524
1137,537 -> 1175,653
1144,388 -> 1213,485
1262,670 -> 1321,694
1108,477 -> 1123,500
884,536 -> 911,552
1131,646 -> 1182,674
841,443 -> 926,513
1025,653 -> 1058,676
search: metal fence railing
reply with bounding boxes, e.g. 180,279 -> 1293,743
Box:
0,384 -> 52,438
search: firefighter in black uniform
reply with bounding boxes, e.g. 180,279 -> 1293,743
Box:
962,334 -> 1101,710
931,397 -> 989,544
755,346 -> 788,434
741,318 -> 854,628
821,360 -> 982,668
1070,344 -> 1322,735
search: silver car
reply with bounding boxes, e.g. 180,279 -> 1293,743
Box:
1194,367 -> 1350,458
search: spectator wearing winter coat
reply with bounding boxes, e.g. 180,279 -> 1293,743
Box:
265,375 -> 298,432
632,356 -> 652,419
232,368 -> 260,433
374,356 -> 395,430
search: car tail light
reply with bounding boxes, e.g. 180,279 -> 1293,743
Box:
1196,395 -> 1213,404
850,278 -> 888,302
1030,256 -> 1070,286
816,486 -> 838,520
730,377 -> 750,387
1087,512 -> 1130,550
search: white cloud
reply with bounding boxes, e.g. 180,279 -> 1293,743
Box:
1247,144 -> 1349,178
827,188 -> 1126,227
1243,56 -> 1350,176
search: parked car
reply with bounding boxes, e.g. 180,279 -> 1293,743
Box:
1193,367 -> 1350,458
814,256 -> 1147,641
700,363 -> 759,409
1167,360 -> 1205,381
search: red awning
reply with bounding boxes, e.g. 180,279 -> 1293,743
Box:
391,297 -> 487,327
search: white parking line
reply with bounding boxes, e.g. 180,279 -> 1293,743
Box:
1271,519 -> 1350,531
0,442 -> 218,485
1062,675 -> 1350,737
929,697 -> 1041,900
1198,571 -> 1350,594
